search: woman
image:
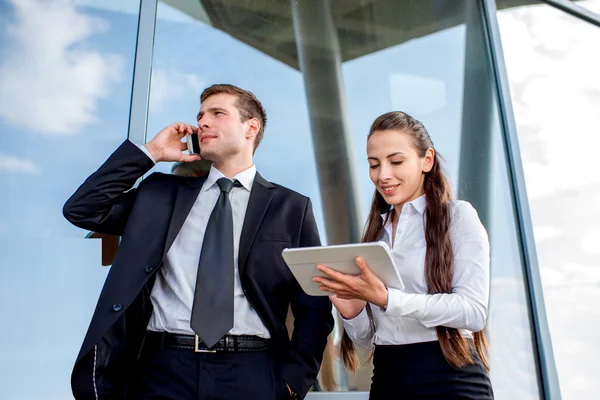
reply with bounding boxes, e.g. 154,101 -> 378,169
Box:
314,111 -> 494,399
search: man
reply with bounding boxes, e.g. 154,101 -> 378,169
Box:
64,84 -> 334,399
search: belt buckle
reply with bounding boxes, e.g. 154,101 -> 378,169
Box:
224,335 -> 234,351
194,334 -> 217,353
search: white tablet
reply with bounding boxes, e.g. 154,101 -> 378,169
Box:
282,242 -> 404,296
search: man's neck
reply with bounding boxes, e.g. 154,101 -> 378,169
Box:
212,159 -> 254,179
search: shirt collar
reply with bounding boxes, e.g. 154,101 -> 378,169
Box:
203,164 -> 257,192
410,194 -> 426,214
379,194 -> 426,222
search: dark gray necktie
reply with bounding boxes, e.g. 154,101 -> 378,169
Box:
190,177 -> 239,348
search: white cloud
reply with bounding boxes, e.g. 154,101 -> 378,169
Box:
488,278 -> 542,399
0,154 -> 41,174
542,281 -> 600,398
498,1 -> 600,199
498,2 -> 600,398
581,230 -> 600,254
0,0 -> 123,135
149,69 -> 205,112
533,225 -> 562,242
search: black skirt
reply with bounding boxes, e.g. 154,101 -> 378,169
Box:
370,340 -> 494,400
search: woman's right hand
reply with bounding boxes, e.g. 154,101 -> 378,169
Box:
329,296 -> 366,320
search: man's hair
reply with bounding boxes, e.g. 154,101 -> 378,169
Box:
200,84 -> 267,152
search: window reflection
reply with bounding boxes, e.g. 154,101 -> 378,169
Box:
498,1 -> 600,398
0,1 -> 140,399
149,1 -> 542,397
0,0 -> 550,397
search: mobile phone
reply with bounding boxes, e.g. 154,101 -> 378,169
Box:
186,133 -> 200,155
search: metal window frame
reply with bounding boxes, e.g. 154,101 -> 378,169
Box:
540,0 -> 600,28
127,0 -> 158,145
481,0 -> 561,399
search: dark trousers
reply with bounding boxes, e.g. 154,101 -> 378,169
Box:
370,341 -> 494,400
127,335 -> 291,400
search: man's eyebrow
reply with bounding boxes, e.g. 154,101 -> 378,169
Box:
197,107 -> 227,120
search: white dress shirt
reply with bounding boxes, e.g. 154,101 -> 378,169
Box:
138,144 -> 269,338
343,195 -> 490,349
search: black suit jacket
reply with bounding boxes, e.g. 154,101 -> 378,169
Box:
63,141 -> 334,399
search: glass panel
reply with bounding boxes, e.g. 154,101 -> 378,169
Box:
497,1 -> 600,398
146,1 -> 328,236
340,2 -> 541,398
0,0 -> 140,398
145,0 -> 542,397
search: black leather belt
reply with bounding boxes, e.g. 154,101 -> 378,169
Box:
146,331 -> 271,353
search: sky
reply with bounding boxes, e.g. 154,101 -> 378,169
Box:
497,1 -> 600,398
0,0 -> 598,399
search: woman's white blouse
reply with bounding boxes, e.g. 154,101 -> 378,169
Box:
343,195 -> 490,349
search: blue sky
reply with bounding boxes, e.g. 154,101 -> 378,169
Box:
4,0 -> 592,398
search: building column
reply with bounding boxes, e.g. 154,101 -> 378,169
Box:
291,0 -> 363,245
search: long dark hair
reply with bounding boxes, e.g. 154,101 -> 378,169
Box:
341,111 -> 489,373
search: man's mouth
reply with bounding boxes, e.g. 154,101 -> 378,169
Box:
200,135 -> 217,143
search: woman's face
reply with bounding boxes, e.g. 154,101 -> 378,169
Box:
367,129 -> 434,210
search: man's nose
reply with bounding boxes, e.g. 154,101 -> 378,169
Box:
197,115 -> 209,128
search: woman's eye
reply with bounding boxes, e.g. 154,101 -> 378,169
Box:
369,165 -> 379,169
391,161 -> 403,165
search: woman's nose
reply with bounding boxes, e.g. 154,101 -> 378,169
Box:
379,164 -> 393,180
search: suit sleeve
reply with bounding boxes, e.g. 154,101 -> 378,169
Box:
279,198 -> 334,398
62,140 -> 156,236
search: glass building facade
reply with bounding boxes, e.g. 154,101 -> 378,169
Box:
1,0 -> 598,399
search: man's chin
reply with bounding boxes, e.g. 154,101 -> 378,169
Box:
199,150 -> 217,161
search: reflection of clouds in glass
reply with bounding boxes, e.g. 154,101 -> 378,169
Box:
0,238 -> 109,400
0,0 -> 122,135
498,1 -> 600,199
581,230 -> 600,254
149,69 -> 205,113
0,153 -> 41,174
541,261 -> 600,288
533,225 -> 562,242
488,278 -> 540,399
499,1 -> 600,399
543,282 -> 600,398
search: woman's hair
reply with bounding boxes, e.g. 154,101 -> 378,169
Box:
340,111 -> 489,373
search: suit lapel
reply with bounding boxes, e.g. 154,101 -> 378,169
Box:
239,172 -> 274,273
162,176 -> 207,259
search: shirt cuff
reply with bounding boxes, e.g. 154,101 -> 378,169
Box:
341,306 -> 369,327
134,142 -> 157,164
380,288 -> 408,317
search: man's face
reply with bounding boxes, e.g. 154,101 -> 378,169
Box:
196,93 -> 251,161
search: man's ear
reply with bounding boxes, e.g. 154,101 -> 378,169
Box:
246,118 -> 260,140
423,148 -> 435,173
